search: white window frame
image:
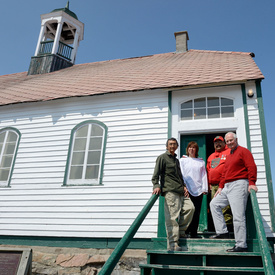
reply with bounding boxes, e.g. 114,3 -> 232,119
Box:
180,96 -> 234,120
0,128 -> 20,187
64,121 -> 107,186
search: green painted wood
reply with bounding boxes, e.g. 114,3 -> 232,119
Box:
98,194 -> 159,275
180,134 -> 207,232
241,84 -> 251,150
250,189 -> 274,275
157,91 -> 173,238
255,80 -> 275,232
0,236 -> 153,250
146,250 -> 263,268
146,249 -> 261,256
140,263 -> 265,273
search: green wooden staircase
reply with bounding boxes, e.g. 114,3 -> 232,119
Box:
140,237 -> 269,274
99,191 -> 274,275
140,191 -> 274,275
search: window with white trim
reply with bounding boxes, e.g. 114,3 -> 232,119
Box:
65,121 -> 107,185
180,97 -> 234,120
0,128 -> 20,186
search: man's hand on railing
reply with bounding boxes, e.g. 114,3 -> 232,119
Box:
248,185 -> 258,193
152,187 -> 161,195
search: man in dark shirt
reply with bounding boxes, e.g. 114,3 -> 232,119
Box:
152,137 -> 195,251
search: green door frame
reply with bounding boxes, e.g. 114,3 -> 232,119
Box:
180,134 -> 208,232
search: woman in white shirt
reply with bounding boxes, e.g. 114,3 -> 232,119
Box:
179,141 -> 208,238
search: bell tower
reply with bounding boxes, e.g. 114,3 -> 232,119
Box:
28,1 -> 84,75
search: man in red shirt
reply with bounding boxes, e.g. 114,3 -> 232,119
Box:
207,136 -> 232,229
210,132 -> 258,252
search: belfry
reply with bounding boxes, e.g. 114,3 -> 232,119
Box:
28,1 -> 84,75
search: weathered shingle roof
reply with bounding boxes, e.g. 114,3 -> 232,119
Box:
0,49 -> 264,106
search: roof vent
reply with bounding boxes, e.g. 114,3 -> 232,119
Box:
174,31 -> 189,53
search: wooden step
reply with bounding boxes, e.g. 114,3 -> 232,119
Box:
147,249 -> 261,256
151,237 -> 267,253
140,263 -> 265,275
146,250 -> 263,268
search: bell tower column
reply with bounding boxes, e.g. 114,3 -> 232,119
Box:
52,20 -> 64,55
71,31 -> 80,63
34,24 -> 47,56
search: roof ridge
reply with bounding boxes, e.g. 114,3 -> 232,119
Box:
189,49 -> 252,55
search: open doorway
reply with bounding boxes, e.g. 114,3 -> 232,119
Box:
180,132 -> 228,232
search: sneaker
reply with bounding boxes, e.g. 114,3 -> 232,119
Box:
209,233 -> 230,239
226,246 -> 248,252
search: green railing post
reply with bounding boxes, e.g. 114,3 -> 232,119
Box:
250,189 -> 274,275
98,194 -> 159,275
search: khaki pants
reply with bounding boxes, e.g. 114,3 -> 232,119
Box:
210,180 -> 249,248
211,185 -> 233,225
164,191 -> 195,250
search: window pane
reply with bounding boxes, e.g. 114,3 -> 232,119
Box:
69,166 -> 83,179
71,152 -> 85,165
194,98 -> 206,108
73,138 -> 86,151
0,133 -> 5,143
91,125 -> 103,136
1,156 -> 13,168
4,143 -> 16,154
89,137 -> 102,150
87,151 -> 101,164
85,165 -> 99,179
221,106 -> 234,117
194,108 -> 206,119
221,98 -> 233,106
181,100 -> 192,109
68,122 -> 106,185
75,125 -> 88,137
7,132 -> 17,142
0,168 -> 10,181
181,110 -> 193,120
207,97 -> 219,107
208,107 -> 220,118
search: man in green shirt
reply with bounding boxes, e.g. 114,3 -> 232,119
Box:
152,138 -> 195,251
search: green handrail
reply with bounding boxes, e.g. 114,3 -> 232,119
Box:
250,189 -> 274,275
98,194 -> 159,275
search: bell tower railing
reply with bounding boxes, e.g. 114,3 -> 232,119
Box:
38,41 -> 73,61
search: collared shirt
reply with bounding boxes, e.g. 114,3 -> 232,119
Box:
219,145 -> 257,188
152,151 -> 185,195
207,148 -> 231,185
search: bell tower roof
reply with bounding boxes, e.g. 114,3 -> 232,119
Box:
51,1 -> 78,20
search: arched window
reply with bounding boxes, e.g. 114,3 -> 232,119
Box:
180,97 -> 234,120
64,121 -> 107,185
0,128 -> 20,187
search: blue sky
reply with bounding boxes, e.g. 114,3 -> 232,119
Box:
1,0 -> 275,191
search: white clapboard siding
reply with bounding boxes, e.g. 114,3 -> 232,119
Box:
0,89 -> 168,238
247,94 -> 273,236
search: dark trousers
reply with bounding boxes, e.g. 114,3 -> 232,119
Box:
186,193 -> 203,236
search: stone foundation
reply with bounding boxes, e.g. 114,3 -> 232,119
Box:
0,245 -> 147,275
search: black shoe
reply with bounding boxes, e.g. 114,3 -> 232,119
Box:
226,246 -> 248,252
209,233 -> 230,239
189,234 -> 202,238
